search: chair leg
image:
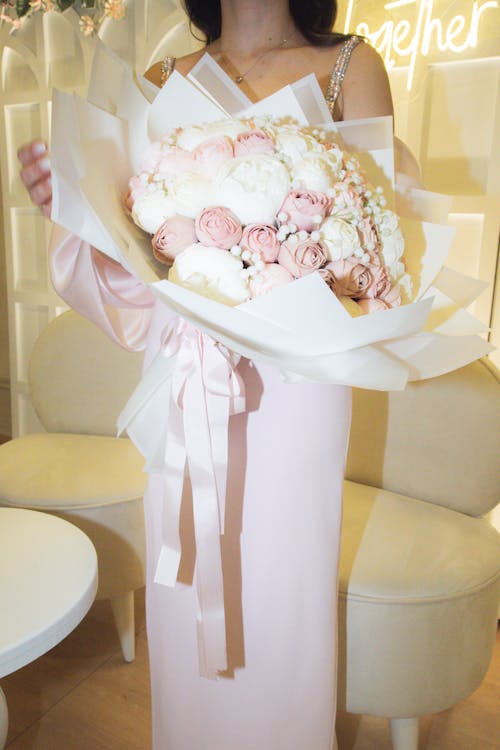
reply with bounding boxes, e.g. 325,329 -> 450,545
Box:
0,685 -> 8,750
110,590 -> 135,663
390,717 -> 419,750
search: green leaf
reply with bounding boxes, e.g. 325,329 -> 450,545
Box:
57,0 -> 75,10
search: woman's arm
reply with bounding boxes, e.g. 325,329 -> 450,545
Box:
18,141 -> 52,217
18,143 -> 156,350
341,43 -> 424,188
50,225 -> 155,350
341,42 -> 394,121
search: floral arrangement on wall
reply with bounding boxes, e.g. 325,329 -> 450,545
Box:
0,0 -> 126,35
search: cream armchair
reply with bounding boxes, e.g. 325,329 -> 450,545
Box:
339,359 -> 500,750
0,311 -> 147,662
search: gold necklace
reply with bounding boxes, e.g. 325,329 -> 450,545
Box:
217,32 -> 294,85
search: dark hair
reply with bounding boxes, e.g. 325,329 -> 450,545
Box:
183,0 -> 350,46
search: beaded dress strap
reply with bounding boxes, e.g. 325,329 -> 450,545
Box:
161,55 -> 176,86
325,35 -> 364,118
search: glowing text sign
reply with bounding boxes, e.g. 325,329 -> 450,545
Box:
344,0 -> 499,89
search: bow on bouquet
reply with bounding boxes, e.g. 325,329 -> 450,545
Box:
50,41 -> 492,679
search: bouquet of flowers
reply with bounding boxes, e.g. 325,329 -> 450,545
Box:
49,42 -> 492,678
127,117 -> 410,317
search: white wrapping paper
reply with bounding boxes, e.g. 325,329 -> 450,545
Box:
50,52 -> 492,386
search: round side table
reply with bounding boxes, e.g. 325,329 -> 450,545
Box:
0,508 -> 98,748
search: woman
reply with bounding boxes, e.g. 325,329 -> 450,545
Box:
18,3 -> 408,748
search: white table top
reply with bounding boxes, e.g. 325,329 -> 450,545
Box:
0,508 -> 98,678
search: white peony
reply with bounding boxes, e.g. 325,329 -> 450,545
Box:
176,119 -> 251,151
131,189 -> 176,234
377,210 -> 406,273
320,216 -> 362,260
214,154 -> 290,225
139,141 -> 169,173
168,171 -> 213,219
274,127 -> 325,166
292,151 -> 343,192
169,244 -> 250,306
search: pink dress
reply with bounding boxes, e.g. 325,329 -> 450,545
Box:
50,224 -> 351,750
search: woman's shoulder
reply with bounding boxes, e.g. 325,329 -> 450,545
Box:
331,37 -> 393,120
309,35 -> 385,80
341,37 -> 390,82
144,49 -> 206,86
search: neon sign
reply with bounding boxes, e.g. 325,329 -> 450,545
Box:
344,0 -> 499,89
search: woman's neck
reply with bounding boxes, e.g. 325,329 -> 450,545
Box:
211,0 -> 298,58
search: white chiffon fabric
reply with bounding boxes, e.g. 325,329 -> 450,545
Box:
50,225 -> 351,750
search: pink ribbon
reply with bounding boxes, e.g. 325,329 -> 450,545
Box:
117,318 -> 245,679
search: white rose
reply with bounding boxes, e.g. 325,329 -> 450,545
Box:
379,229 -> 405,268
131,189 -> 176,234
320,216 -> 362,260
292,151 -> 342,192
169,171 -> 212,219
214,154 -> 290,225
375,210 -> 412,298
274,128 -> 325,166
176,119 -> 251,151
169,244 -> 250,306
378,211 -> 405,270
378,209 -> 399,237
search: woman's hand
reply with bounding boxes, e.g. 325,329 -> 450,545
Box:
18,141 -> 52,218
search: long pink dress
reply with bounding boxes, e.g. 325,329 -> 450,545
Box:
50,225 -> 351,750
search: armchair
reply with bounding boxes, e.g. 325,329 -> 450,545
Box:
339,359 -> 500,750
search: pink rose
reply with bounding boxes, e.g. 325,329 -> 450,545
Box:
234,129 -> 275,157
278,190 -> 331,232
278,237 -> 328,278
318,266 -> 336,293
249,263 -> 293,298
362,264 -> 395,300
240,224 -> 280,263
358,284 -> 401,313
321,259 -> 373,298
156,148 -> 195,179
152,215 -> 197,264
193,136 -> 234,178
358,266 -> 401,310
195,206 -> 242,250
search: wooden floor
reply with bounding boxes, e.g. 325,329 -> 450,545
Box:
2,590 -> 499,750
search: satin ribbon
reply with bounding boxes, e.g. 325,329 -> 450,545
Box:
117,317 -> 245,679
